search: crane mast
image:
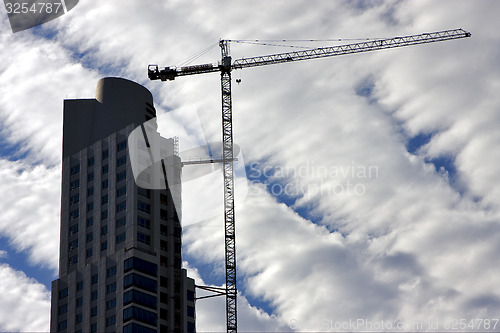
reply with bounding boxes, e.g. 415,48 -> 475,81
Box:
148,28 -> 470,333
219,39 -> 237,333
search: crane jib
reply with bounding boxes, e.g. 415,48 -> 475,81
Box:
148,29 -> 470,81
231,28 -> 471,69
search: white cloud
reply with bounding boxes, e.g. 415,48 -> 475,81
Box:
0,159 -> 60,271
0,264 -> 50,332
0,27 -> 101,165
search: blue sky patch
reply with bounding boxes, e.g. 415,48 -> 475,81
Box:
0,236 -> 56,289
183,248 -> 225,287
355,76 -> 375,98
243,290 -> 275,315
428,155 -> 457,179
407,132 -> 432,154
245,160 -> 322,224
355,75 -> 379,104
0,136 -> 29,161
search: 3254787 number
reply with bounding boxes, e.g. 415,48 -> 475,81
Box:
5,2 -> 63,14
444,318 -> 499,330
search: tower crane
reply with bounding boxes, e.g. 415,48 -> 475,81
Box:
148,28 -> 471,333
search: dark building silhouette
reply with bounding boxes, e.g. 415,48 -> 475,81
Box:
50,77 -> 195,333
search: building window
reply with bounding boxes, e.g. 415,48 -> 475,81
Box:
59,288 -> 68,299
160,209 -> 168,220
102,149 -> 109,160
91,290 -> 98,301
106,298 -> 116,310
86,248 -> 93,258
124,273 -> 157,292
123,306 -> 157,326
101,194 -> 108,205
101,241 -> 108,251
117,140 -> 127,152
87,171 -> 94,182
117,155 -> 127,167
75,312 -> 83,324
69,224 -> 79,235
70,179 -> 80,190
90,322 -> 97,333
88,156 -> 94,167
70,164 -> 80,175
187,290 -> 195,302
160,255 -> 167,267
76,281 -> 83,291
86,232 -> 93,243
116,217 -> 126,228
116,185 -> 126,197
91,305 -> 97,315
106,266 -> 117,277
160,193 -> 168,205
106,315 -> 116,327
138,187 -> 150,198
137,232 -> 150,245
138,201 -> 150,214
138,216 -> 150,229
57,320 -> 67,332
69,239 -> 78,250
101,225 -> 108,236
187,305 -> 195,317
124,257 -> 157,277
101,210 -> 108,220
70,193 -> 79,205
160,240 -> 167,252
187,322 -> 195,333
87,186 -> 94,197
117,170 -> 126,182
91,274 -> 98,284
102,179 -> 108,189
102,164 -> 109,175
123,323 -> 157,333
116,233 -> 126,244
160,292 -> 168,304
116,201 -> 126,212
87,202 -> 94,212
86,217 -> 93,227
160,225 -> 168,236
69,255 -> 78,266
106,282 -> 116,294
160,308 -> 168,320
69,208 -> 79,220
58,303 -> 68,315
76,296 -> 83,308
123,289 -> 157,309
160,276 -> 168,287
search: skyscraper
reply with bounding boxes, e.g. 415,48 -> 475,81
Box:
50,77 -> 196,333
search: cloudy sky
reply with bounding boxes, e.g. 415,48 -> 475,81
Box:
1,0 -> 500,331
